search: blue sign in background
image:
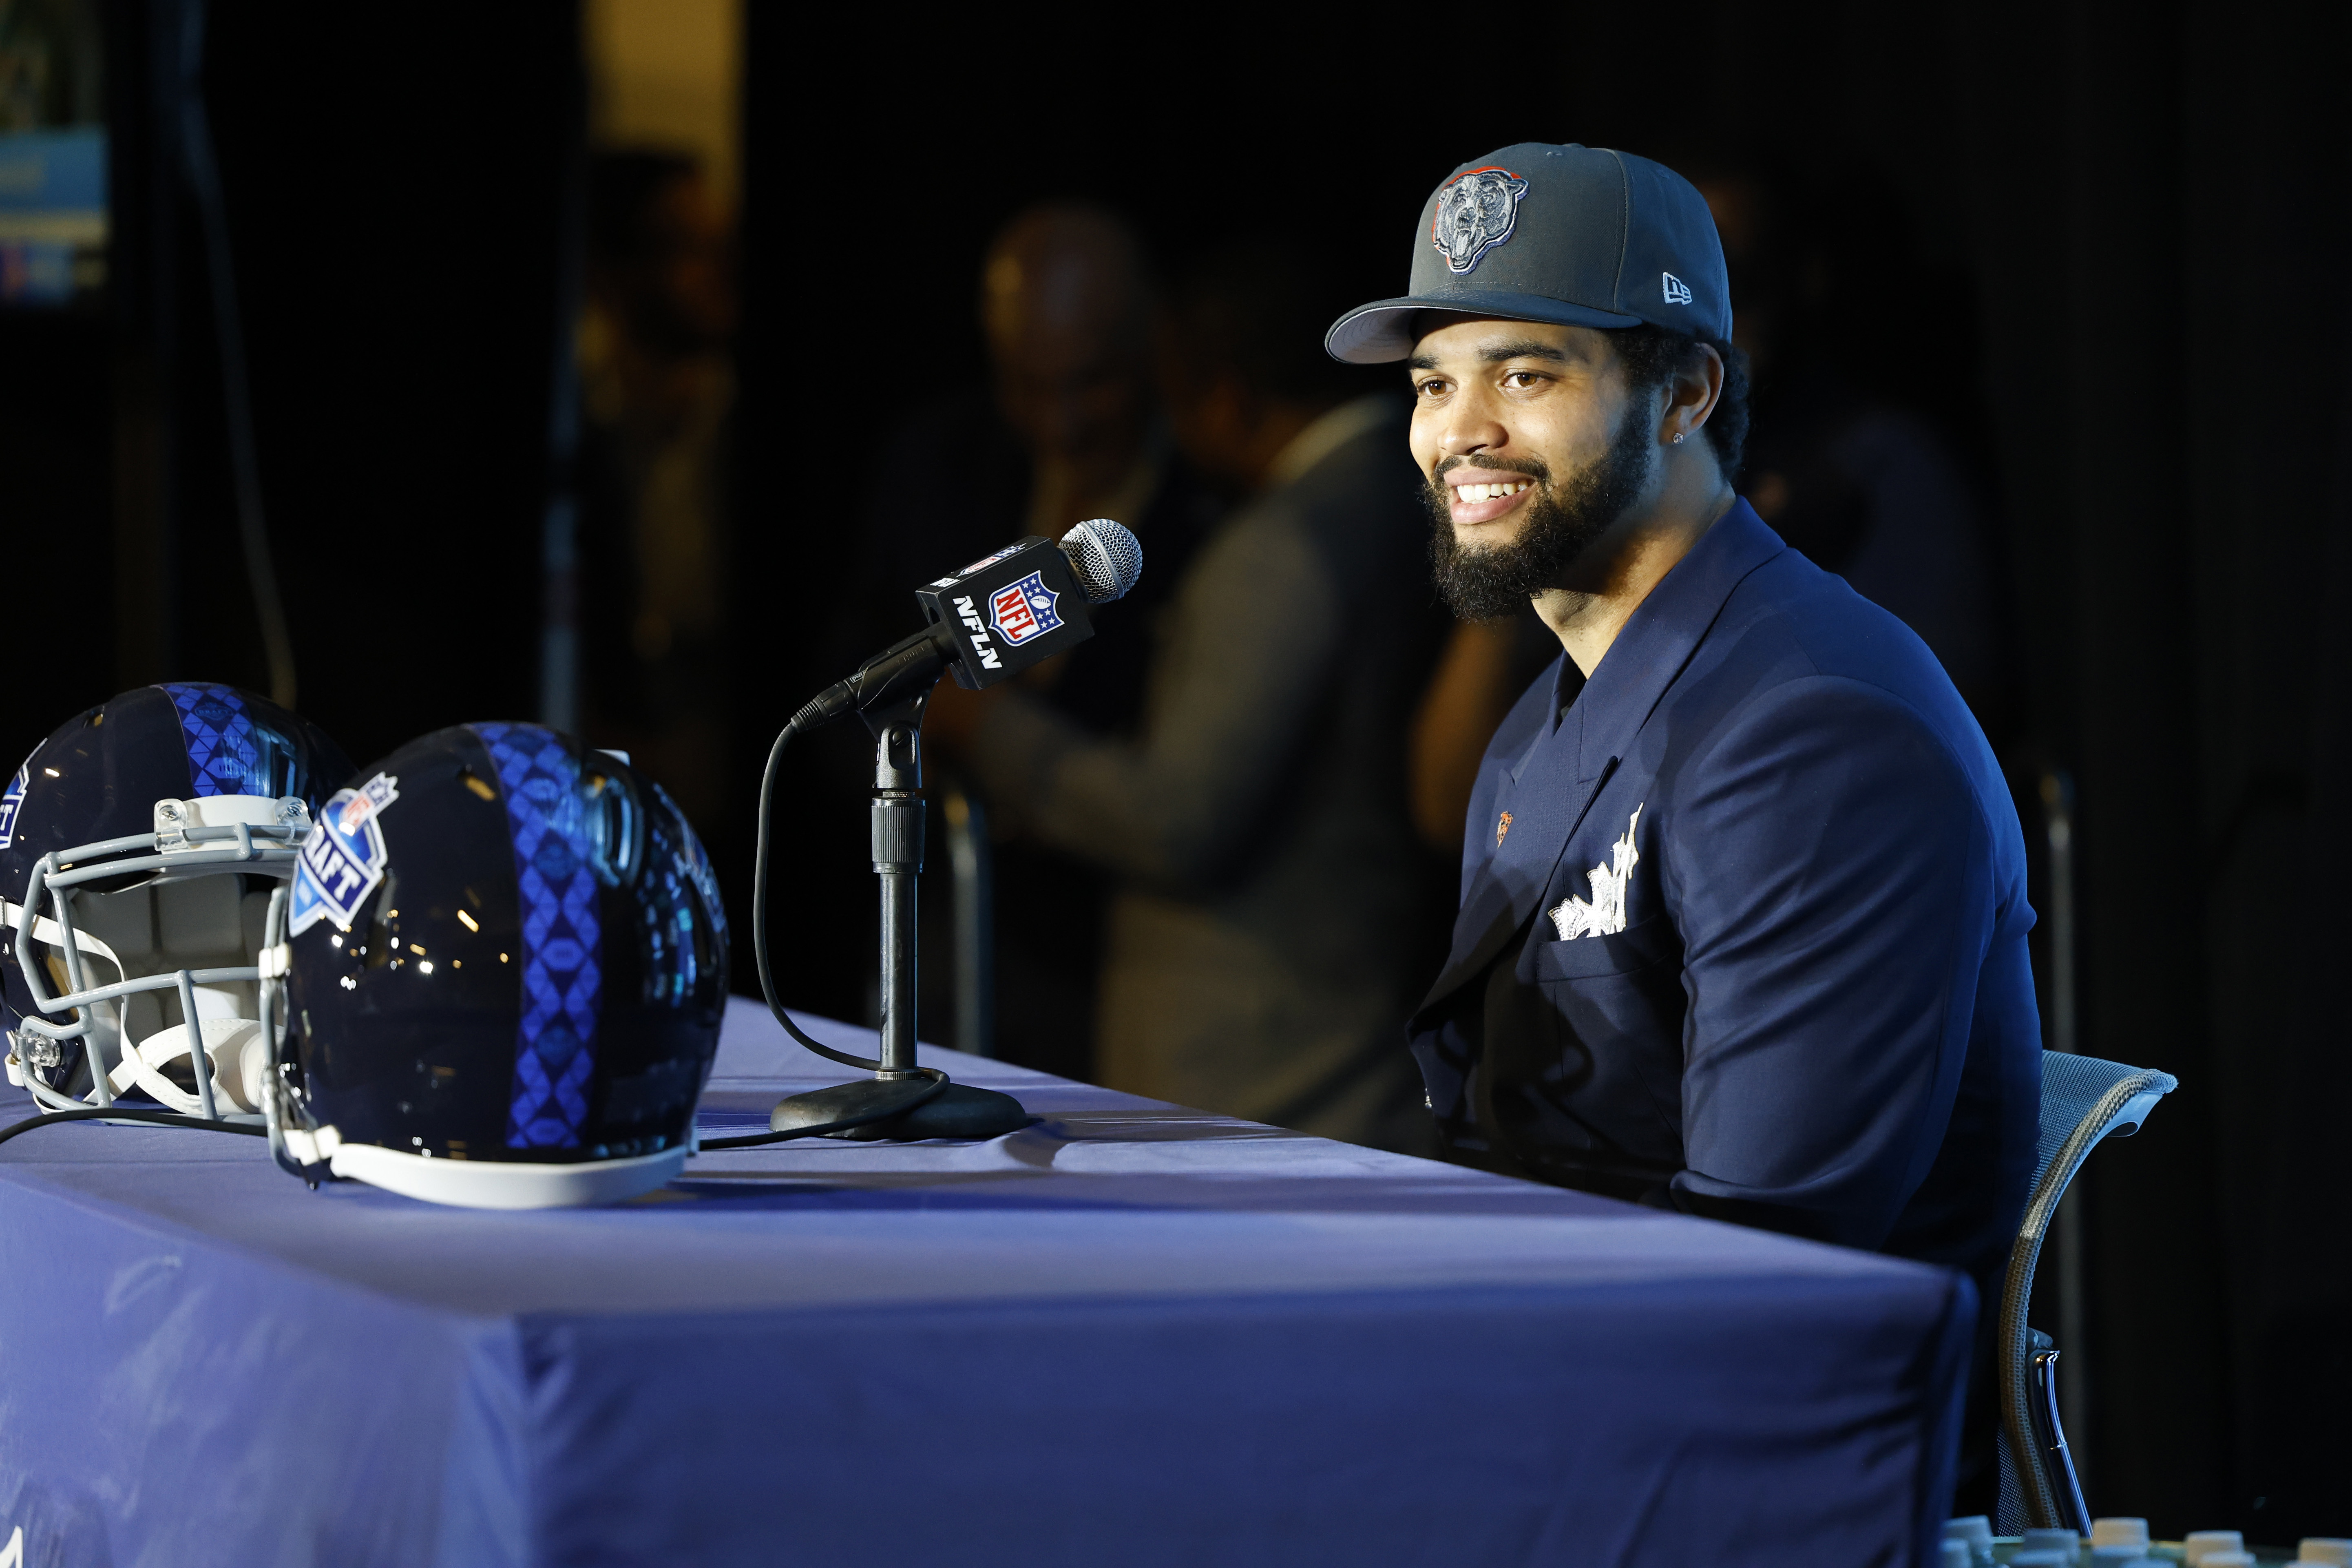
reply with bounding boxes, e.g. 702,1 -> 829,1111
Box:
0,128 -> 106,213
0,128 -> 107,305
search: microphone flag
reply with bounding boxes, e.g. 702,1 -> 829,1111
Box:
914,537 -> 1096,690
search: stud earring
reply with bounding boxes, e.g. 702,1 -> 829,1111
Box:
1671,433 -> 1685,445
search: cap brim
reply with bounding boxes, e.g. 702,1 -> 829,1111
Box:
1325,291 -> 1644,364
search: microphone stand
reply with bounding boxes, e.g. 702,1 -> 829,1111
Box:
765,670 -> 1029,1141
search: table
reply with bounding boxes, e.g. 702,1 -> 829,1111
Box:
0,998 -> 1973,1566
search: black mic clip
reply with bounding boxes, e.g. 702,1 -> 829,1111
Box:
791,623 -> 956,738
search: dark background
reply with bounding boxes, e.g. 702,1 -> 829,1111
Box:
2,0 -> 2344,1540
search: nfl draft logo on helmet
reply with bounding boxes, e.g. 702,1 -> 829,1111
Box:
1432,166 -> 1530,275
0,762 -> 26,849
988,571 -> 1063,647
289,772 -> 400,937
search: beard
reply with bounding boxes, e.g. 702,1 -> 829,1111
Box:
1424,404 -> 1656,621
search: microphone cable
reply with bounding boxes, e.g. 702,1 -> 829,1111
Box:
0,1106 -> 266,1151
0,1096 -> 942,1158
748,703 -> 894,1075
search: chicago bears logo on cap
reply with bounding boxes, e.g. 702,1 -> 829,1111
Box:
1432,167 -> 1530,275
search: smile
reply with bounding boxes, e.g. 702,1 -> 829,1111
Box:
1445,471 -> 1539,526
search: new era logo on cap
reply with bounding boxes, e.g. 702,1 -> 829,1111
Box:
1663,272 -> 1693,305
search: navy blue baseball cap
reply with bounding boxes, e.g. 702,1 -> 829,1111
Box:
1326,143 -> 1732,363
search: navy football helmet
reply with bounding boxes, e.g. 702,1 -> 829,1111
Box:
264,723 -> 727,1208
0,683 -> 353,1118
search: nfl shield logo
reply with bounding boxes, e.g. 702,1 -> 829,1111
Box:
988,571 -> 1062,647
290,771 -> 400,936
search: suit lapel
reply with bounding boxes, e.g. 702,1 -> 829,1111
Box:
1419,753 -> 1619,1018
1415,500 -> 1788,1020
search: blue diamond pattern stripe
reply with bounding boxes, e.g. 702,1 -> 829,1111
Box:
655,780 -> 728,943
471,723 -> 603,1150
161,683 -> 265,798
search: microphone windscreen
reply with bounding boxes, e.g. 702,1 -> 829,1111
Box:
1059,518 -> 1143,604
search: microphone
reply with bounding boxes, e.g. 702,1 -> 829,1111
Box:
1057,518 -> 1145,605
797,519 -> 1143,727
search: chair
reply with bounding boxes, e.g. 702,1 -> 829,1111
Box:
1996,1050 -> 2179,1534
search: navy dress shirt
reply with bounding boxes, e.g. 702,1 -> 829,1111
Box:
1409,500 -> 2040,1295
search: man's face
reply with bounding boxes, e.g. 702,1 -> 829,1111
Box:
608,173 -> 736,357
983,243 -> 1152,475
1406,317 -> 1658,619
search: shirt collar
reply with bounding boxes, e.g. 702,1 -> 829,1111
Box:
1516,497 -> 1786,784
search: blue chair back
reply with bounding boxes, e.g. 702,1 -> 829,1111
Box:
1996,1050 -> 2177,1532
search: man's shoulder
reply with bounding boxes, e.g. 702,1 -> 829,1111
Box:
1695,542 -> 1987,755
1648,546 -> 2020,887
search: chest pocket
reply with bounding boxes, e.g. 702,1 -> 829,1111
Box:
1531,911 -> 1687,1151
1534,909 -> 1681,981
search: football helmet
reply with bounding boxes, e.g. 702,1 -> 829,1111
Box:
1,683 -> 353,1119
265,722 -> 727,1208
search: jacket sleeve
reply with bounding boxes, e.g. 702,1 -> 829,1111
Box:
965,508 -> 1342,893
1663,675 -> 1996,1250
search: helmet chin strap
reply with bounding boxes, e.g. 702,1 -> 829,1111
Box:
5,901 -> 124,1104
1,901 -> 126,975
105,1016 -> 266,1117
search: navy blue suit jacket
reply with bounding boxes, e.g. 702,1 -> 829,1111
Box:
1410,500 -> 2039,1290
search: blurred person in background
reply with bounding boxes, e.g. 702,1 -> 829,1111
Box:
577,148 -> 738,834
842,203 -> 1222,1081
929,244 -> 1448,1152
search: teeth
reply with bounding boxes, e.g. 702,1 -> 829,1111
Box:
1453,481 -> 1529,502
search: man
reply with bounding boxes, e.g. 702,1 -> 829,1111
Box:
1327,143 -> 2037,1502
932,243 -> 1446,1152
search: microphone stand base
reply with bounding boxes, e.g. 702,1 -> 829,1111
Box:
766,1077 -> 1030,1142
825,1081 -> 1030,1142
767,1075 -> 938,1134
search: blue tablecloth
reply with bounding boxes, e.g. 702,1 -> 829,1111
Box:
0,998 -> 1971,1566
